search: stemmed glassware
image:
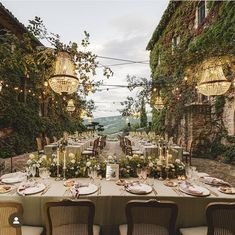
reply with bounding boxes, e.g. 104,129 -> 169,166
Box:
29,166 -> 36,179
88,167 -> 97,183
136,168 -> 142,180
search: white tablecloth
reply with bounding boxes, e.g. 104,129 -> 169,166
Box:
0,178 -> 234,235
44,139 -> 94,157
130,138 -> 183,160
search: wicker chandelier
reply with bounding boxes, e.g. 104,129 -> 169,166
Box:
66,99 -> 76,112
197,59 -> 231,96
48,51 -> 79,95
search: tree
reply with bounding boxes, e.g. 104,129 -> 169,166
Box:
140,98 -> 147,128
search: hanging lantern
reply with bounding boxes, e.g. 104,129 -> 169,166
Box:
154,96 -> 164,110
48,51 -> 79,95
0,81 -> 2,92
197,59 -> 231,96
67,99 -> 76,112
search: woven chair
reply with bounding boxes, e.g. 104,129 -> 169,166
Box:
207,202 -> 235,235
45,136 -> 50,145
0,201 -> 44,235
44,200 -> 100,235
119,199 -> 178,235
36,137 -> 44,155
82,138 -> 100,157
182,139 -> 193,165
52,136 -> 57,143
179,202 -> 235,235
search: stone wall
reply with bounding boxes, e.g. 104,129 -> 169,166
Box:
223,96 -> 235,136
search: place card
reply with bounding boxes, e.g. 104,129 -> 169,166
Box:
106,164 -> 119,181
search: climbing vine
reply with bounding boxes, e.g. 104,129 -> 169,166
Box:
148,1 -> 235,162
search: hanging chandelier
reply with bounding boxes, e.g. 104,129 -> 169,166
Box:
48,51 -> 79,95
154,96 -> 164,110
66,99 -> 76,112
197,59 -> 231,96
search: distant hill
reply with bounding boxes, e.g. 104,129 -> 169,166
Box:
84,115 -> 139,135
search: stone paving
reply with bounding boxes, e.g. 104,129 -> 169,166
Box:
2,141 -> 235,186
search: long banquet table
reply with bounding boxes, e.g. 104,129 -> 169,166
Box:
44,138 -> 94,157
0,178 -> 234,235
129,137 -> 183,160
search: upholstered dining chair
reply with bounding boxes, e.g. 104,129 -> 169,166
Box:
179,202 -> 235,235
44,199 -> 100,235
0,201 -> 44,235
119,199 -> 178,235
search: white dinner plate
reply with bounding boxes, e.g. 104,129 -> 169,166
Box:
17,183 -> 45,195
126,183 -> 152,195
218,186 -> 235,194
179,185 -> 210,197
164,180 -> 177,187
1,172 -> 27,184
0,185 -> 14,194
71,183 -> 98,195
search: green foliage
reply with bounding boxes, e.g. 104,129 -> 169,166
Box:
224,145 -> 235,163
214,96 -> 225,117
210,135 -> 227,160
140,98 -> 147,128
148,1 -> 235,152
0,17 -> 111,159
152,108 -> 166,135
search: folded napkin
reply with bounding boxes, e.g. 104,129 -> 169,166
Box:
203,177 -> 231,186
71,187 -> 80,199
127,186 -> 147,194
74,182 -> 89,188
180,182 -> 203,195
1,172 -> 26,180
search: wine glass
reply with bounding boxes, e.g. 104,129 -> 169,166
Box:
29,166 -> 36,179
141,168 -> 148,183
136,168 -> 142,180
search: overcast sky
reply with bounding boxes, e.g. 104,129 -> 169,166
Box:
2,0 -> 168,118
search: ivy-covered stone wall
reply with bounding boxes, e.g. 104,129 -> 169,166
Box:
147,1 -> 235,162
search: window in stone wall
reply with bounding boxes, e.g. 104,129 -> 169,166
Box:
198,1 -> 206,25
172,36 -> 180,54
194,0 -> 208,29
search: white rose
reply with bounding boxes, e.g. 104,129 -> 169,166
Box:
108,155 -> 113,161
175,159 -> 180,164
148,156 -> 152,160
149,162 -> 154,167
86,161 -> 91,167
133,154 -> 139,158
140,156 -> 144,160
29,154 -> 35,160
69,153 -> 75,158
41,155 -> 47,160
71,159 -> 76,164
